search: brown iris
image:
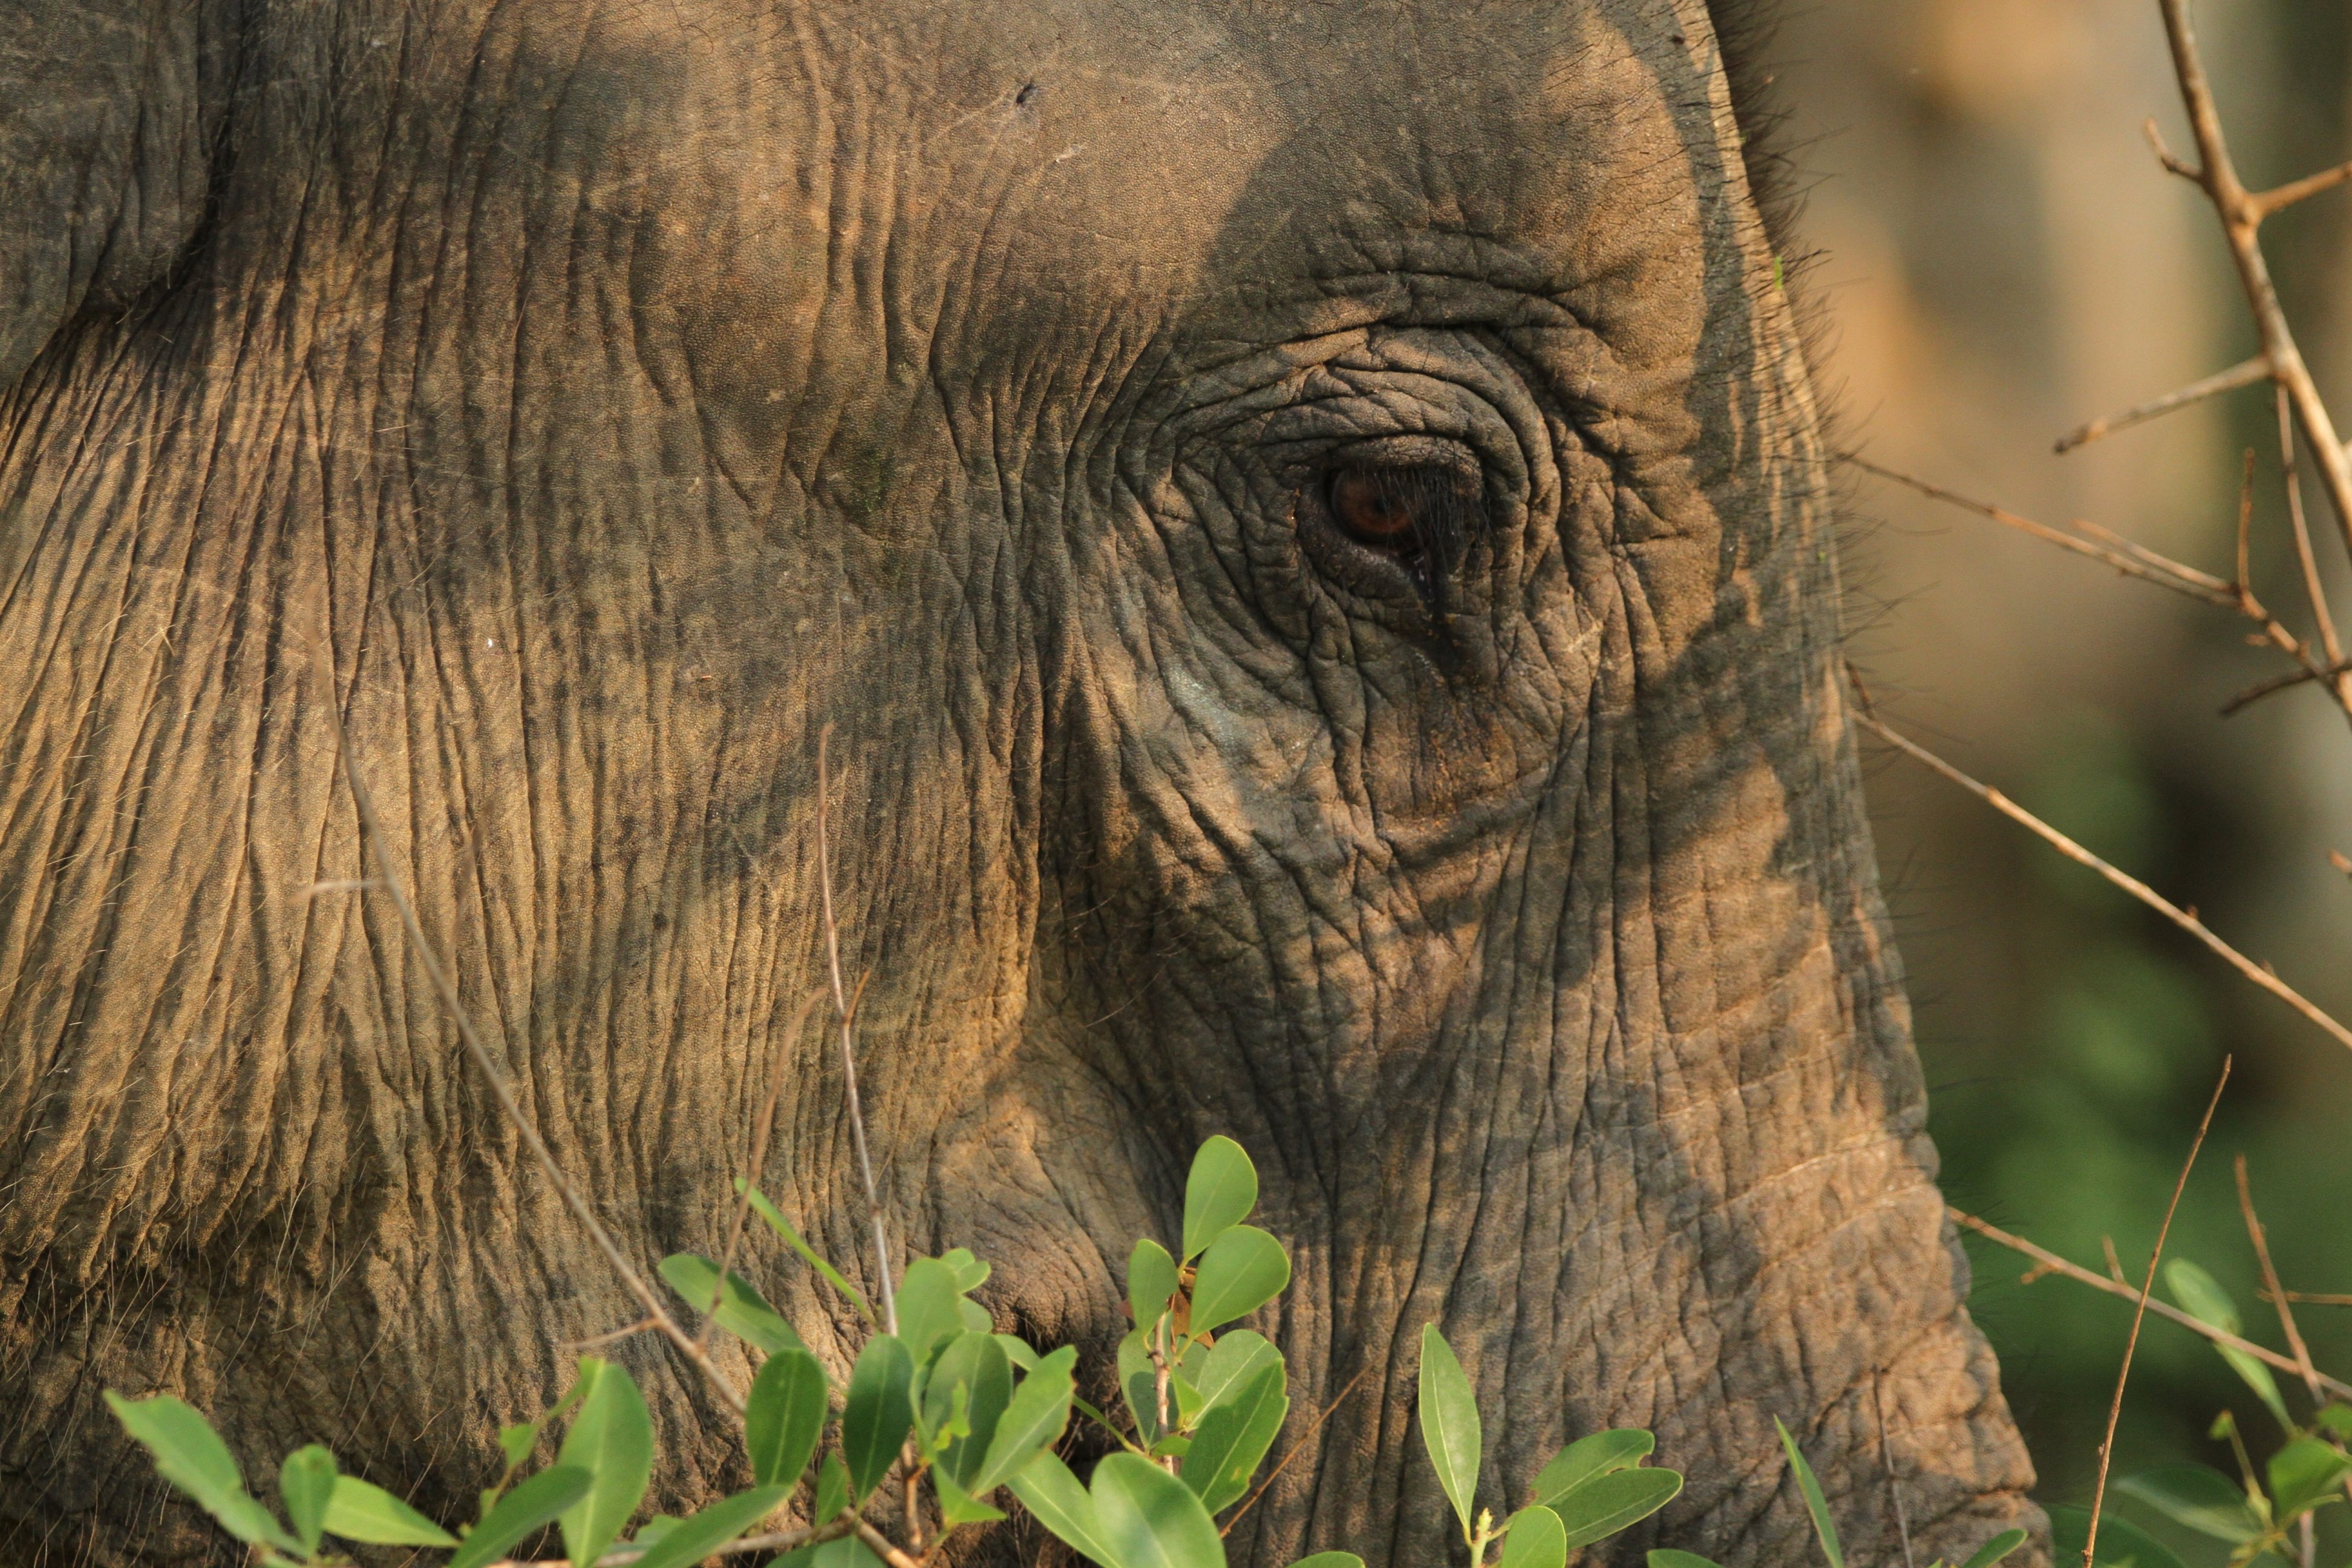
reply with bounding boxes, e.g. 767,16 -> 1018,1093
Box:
1328,467 -> 1425,550
1318,460 -> 1481,618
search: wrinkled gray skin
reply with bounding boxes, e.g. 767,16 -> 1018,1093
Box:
0,1 -> 2042,1564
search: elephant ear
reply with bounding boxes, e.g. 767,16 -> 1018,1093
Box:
0,0 -> 235,385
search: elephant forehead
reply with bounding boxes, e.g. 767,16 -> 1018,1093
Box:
609,0 -> 1731,387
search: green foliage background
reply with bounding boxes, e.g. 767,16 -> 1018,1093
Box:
1777,0 -> 2352,1538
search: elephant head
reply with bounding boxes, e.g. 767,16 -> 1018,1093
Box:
0,0 -> 2039,1563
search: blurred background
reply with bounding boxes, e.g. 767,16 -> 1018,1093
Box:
1767,0 -> 2352,1529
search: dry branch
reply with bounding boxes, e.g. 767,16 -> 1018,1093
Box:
1949,1209 -> 2352,1405
2082,1061 -> 2228,1568
2235,1157 -> 2323,1405
2154,0 -> 2352,561
1843,456 -> 2233,606
817,726 -> 899,1336
2054,355 -> 2269,454
1847,697 -> 2352,1053
1844,459 -> 2352,725
489,1513 -> 861,1568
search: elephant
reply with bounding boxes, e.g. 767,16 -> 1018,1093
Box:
0,0 -> 2043,1563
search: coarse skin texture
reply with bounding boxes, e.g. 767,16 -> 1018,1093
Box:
0,1 -> 2043,1565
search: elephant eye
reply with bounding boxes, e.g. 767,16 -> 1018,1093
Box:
1327,465 -> 1458,557
1300,450 -> 1488,620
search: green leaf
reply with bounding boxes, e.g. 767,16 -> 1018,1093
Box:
841,1334 -> 915,1503
996,1334 -> 1044,1373
1530,1431 -> 1655,1509
746,1349 -> 829,1488
632,1516 -> 684,1549
2317,1405 -> 2352,1440
1183,1138 -> 1259,1262
1181,1363 -> 1287,1514
557,1358 -> 656,1568
942,1248 -> 992,1293
2164,1261 -> 2291,1433
2114,1465 -> 2264,1542
737,1181 -> 877,1324
1775,1419 -> 1843,1568
1497,1505 -> 1567,1568
976,1347 -> 1078,1493
1189,1228 -> 1289,1334
1130,1239 -> 1182,1335
103,1393 -> 303,1555
924,1332 -> 1014,1487
324,1475 -> 461,1547
1193,1333 -> 1282,1418
1552,1468 -> 1682,1551
657,1254 -> 805,1356
896,1259 -> 969,1365
960,1297 -> 995,1334
449,1467 -> 595,1568
1649,1552 -> 1723,1568
2267,1439 -> 2352,1520
2048,1504 -> 2193,1568
813,1452 -> 849,1524
776,1538 -> 887,1568
1119,1330 -> 1168,1445
933,1468 -> 1009,1526
499,1423 -> 540,1472
1287,1555 -> 1365,1568
626,1485 -> 790,1568
279,1445 -> 338,1553
1417,1325 -> 1481,1545
1092,1452 -> 1228,1568
1957,1529 -> 2029,1568
1008,1451 -> 1118,1568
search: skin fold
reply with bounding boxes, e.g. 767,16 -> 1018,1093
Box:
0,1 -> 2042,1564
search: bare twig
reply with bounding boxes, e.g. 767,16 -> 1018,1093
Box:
1843,456 -> 2235,606
563,1318 -> 666,1353
491,1512 -> 860,1568
2278,386 -> 2345,670
306,639 -> 747,1418
2264,1289 -> 2352,1308
699,990 -> 826,1354
2054,354 -> 2270,454
1849,701 -> 2352,1053
2083,1061 -> 2231,1568
2235,1157 -> 2323,1405
2155,0 -> 2352,563
2234,448 -> 2257,611
1845,459 -> 2352,722
853,1515 -> 927,1568
1873,1375 -> 1918,1568
1952,1209 -> 2352,1402
2235,1158 -> 2327,1563
2220,658 -> 2352,717
1221,1363 -> 1373,1535
2252,155 -> 2352,220
817,725 -> 898,1336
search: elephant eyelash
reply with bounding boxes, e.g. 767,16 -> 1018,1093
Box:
1320,460 -> 1485,619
